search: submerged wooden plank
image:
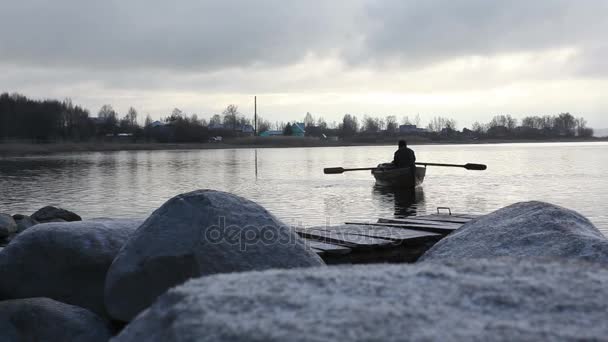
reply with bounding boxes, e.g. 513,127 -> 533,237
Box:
296,227 -> 397,249
345,221 -> 458,235
318,224 -> 441,242
377,217 -> 462,228
452,214 -> 481,219
304,239 -> 352,255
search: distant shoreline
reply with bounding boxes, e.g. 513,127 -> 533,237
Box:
1,137 -> 606,156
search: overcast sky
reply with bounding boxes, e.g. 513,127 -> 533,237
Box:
1,0 -> 607,128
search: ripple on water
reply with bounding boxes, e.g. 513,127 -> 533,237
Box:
0,143 -> 607,236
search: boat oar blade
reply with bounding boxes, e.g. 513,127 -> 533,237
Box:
464,163 -> 487,171
324,167 -> 345,174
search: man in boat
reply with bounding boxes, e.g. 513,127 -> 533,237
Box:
393,140 -> 417,186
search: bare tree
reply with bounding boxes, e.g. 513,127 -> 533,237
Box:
414,114 -> 421,127
98,104 -> 118,134
98,104 -> 116,120
472,122 -> 487,134
401,114 -> 421,127
362,115 -> 381,132
427,116 -> 456,132
126,107 -> 138,127
167,108 -> 183,122
222,104 -> 239,130
339,114 -> 359,136
316,117 -> 327,130
257,117 -> 271,133
304,112 -> 315,127
386,115 -> 398,132
209,114 -> 222,126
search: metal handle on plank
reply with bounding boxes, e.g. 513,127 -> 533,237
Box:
437,207 -> 452,215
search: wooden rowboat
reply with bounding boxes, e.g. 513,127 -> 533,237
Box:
371,163 -> 426,188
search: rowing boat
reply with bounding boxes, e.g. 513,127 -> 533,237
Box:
371,163 -> 426,188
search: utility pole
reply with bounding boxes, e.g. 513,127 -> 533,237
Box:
254,96 -> 257,136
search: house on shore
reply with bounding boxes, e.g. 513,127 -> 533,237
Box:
259,130 -> 283,137
399,125 -> 426,134
290,122 -> 306,137
260,123 -> 306,137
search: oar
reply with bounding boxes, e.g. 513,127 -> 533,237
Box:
416,162 -> 487,171
324,167 -> 377,174
324,162 -> 487,174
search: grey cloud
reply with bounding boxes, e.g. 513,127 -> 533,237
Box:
0,0 -> 361,70
2,0 -> 607,72
353,0 -> 608,67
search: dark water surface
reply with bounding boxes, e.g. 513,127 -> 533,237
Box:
1,142 -> 607,235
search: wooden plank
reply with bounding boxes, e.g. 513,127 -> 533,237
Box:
296,227 -> 397,249
345,221 -> 458,235
409,215 -> 473,224
377,217 -> 462,228
452,214 -> 481,219
304,239 -> 351,255
317,224 -> 441,242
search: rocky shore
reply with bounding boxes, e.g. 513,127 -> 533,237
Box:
1,191 -> 607,341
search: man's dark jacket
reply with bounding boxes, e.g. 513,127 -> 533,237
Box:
393,147 -> 416,168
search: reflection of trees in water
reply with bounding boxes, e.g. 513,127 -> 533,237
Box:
373,186 -> 425,218
0,158 -> 94,177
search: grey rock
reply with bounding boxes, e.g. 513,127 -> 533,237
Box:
0,214 -> 17,238
0,297 -> 111,342
12,214 -> 39,233
114,258 -> 608,342
0,219 -> 142,317
420,201 -> 608,263
105,190 -> 324,322
32,205 -> 82,222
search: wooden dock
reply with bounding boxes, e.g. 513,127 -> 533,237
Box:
298,213 -> 478,264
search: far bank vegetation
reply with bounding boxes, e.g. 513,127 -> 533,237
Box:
0,93 -> 597,145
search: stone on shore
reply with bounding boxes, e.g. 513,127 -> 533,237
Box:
0,219 -> 142,317
32,206 -> 82,222
12,214 -> 39,233
114,258 -> 608,342
420,201 -> 608,263
0,297 -> 111,342
0,214 -> 17,238
105,190 -> 324,322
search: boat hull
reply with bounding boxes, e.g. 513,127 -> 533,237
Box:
371,164 -> 426,188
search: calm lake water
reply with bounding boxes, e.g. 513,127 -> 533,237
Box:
1,142 -> 607,235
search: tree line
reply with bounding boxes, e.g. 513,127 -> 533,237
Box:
0,92 -> 595,143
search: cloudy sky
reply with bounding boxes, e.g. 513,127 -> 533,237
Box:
1,0 -> 607,128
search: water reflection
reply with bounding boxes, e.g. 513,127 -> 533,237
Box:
0,143 -> 607,235
372,186 -> 426,218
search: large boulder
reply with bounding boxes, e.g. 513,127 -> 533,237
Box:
105,190 -> 324,322
114,258 -> 608,341
32,205 -> 82,222
0,219 -> 142,317
420,201 -> 608,263
12,214 -> 39,233
0,297 -> 111,342
0,214 -> 17,238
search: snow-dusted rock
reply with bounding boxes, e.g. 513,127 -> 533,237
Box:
105,190 -> 324,322
420,201 -> 608,263
0,214 -> 17,238
114,258 -> 608,342
0,219 -> 142,316
0,298 -> 111,342
32,205 -> 81,222
12,214 -> 38,233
